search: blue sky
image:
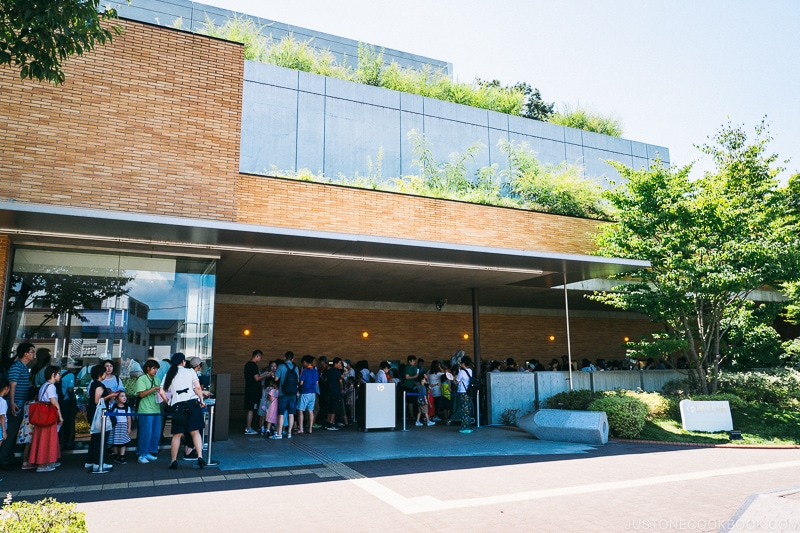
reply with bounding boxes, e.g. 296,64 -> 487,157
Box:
201,0 -> 800,180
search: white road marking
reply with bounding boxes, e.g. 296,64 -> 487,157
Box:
351,460 -> 800,514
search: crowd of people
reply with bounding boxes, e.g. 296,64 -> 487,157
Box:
0,342 -> 211,475
242,350 -> 478,437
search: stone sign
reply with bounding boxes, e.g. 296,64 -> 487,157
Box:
679,400 -> 733,432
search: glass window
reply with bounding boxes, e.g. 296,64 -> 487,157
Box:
2,248 -> 215,379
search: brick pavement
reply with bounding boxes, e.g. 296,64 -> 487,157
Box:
3,426 -> 800,532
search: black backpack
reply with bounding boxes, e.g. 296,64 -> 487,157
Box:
281,363 -> 299,395
466,369 -> 478,397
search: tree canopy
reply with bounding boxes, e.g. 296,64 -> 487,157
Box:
0,0 -> 120,85
592,121 -> 799,392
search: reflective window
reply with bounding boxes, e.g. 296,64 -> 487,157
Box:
3,248 -> 215,379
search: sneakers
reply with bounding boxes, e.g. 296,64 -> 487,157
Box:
325,425 -> 338,431
138,456 -> 150,464
459,428 -> 474,434
427,420 -> 436,426
415,421 -> 423,426
21,462 -> 35,470
183,450 -> 198,461
336,423 -> 345,427
145,454 -> 158,461
432,416 -> 441,422
244,428 -> 258,435
287,432 -> 292,439
115,456 -> 127,464
269,434 -> 282,439
36,465 -> 56,473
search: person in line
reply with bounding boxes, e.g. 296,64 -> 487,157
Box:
271,351 -> 299,439
325,357 -> 345,430
134,360 -> 162,464
402,355 -> 420,421
58,363 -> 79,450
160,353 -> 206,470
456,356 -> 475,434
101,360 -> 125,395
375,361 -> 392,384
428,361 -> 444,421
181,357 -> 210,461
0,343 -> 35,470
109,391 -> 131,464
415,373 -> 435,427
0,379 -> 8,481
297,355 -> 318,434
86,364 -> 115,472
244,350 -> 268,435
28,366 -> 62,472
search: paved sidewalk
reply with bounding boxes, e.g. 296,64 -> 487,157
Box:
4,425 -> 800,532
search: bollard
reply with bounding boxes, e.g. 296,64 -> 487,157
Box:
204,403 -> 220,467
402,391 -> 407,431
93,407 -> 110,474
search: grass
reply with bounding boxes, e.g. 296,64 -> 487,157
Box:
634,402 -> 800,446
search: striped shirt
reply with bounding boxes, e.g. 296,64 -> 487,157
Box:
8,360 -> 31,405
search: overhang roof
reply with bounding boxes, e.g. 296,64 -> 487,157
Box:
0,202 -> 648,310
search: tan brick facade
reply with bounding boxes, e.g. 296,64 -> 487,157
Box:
236,175 -> 604,255
0,20 -> 243,222
213,304 -> 655,394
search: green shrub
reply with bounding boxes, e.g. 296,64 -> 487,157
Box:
689,393 -> 748,410
716,369 -> 800,407
545,389 -> 596,410
0,497 -> 87,533
624,390 -> 670,420
589,394 -> 648,439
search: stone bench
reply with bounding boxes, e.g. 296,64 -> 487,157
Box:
518,409 -> 608,445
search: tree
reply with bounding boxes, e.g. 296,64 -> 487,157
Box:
0,0 -> 120,85
592,121 -> 798,393
477,79 -> 554,121
513,82 -> 555,121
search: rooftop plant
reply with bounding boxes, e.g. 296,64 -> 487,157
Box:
197,16 -> 622,136
269,132 -> 612,220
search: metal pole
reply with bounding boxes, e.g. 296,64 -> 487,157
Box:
564,270 -> 574,391
475,390 -> 480,428
205,404 -> 219,467
402,391 -> 407,431
471,287 -> 481,385
93,406 -> 110,474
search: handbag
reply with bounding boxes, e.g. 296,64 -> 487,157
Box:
90,398 -> 107,434
29,383 -> 58,427
28,401 -> 58,427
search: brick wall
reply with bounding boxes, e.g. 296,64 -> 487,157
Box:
236,175 -> 604,254
212,303 -> 654,394
0,20 -> 243,222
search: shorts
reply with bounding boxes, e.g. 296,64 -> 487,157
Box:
277,394 -> 297,415
170,401 -> 205,435
244,389 -> 261,411
297,393 -> 316,411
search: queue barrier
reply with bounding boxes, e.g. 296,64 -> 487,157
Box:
93,402 -> 218,474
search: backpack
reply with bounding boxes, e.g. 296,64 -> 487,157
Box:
281,363 -> 299,395
466,369 -> 478,397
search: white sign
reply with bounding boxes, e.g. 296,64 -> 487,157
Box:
679,400 -> 733,432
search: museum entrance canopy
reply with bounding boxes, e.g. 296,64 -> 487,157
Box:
0,202 -> 649,311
